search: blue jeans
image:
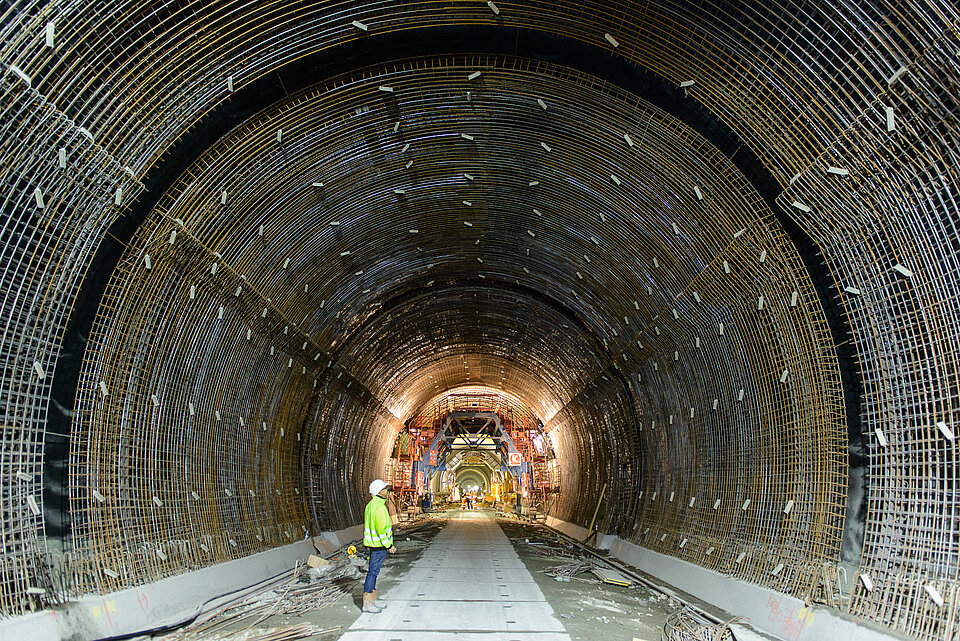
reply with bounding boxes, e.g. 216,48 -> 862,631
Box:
364,547 -> 388,592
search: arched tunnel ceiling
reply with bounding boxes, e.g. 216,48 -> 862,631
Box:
0,3 -> 957,639
119,57 -> 830,425
77,53 -> 847,609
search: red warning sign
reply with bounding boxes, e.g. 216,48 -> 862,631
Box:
508,452 -> 522,467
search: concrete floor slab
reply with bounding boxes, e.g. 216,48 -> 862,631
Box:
387,580 -> 547,601
347,512 -> 570,639
402,566 -> 539,582
340,633 -> 572,641
351,599 -> 566,631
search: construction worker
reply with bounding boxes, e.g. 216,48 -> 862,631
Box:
362,479 -> 396,613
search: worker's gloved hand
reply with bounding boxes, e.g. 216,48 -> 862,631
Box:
388,546 -> 397,554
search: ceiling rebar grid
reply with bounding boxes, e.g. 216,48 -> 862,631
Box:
70,57 -> 845,609
0,3 -> 954,640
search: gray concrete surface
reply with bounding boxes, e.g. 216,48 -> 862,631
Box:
341,510 -> 570,640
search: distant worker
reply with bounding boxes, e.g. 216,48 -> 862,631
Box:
362,479 -> 396,613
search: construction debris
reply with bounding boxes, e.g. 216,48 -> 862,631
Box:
163,557 -> 357,641
661,607 -> 734,641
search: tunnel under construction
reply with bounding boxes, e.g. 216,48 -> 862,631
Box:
1,2 -> 959,640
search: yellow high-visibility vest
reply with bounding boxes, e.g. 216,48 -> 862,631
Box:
363,495 -> 393,548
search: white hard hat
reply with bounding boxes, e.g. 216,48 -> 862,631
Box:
369,479 -> 390,495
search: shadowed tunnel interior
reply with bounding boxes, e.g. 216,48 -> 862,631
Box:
1,2 -> 959,640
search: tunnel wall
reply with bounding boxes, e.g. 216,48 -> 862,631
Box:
0,4 -> 956,640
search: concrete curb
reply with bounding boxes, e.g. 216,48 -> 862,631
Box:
1,524 -> 363,641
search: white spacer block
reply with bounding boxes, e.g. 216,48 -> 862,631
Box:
937,421 -> 954,442
757,295 -> 764,310
771,563 -> 784,575
33,361 -> 45,379
887,66 -> 908,85
791,201 -> 811,213
689,496 -> 696,507
741,499 -> 750,510
93,489 -> 106,503
738,388 -> 745,401
925,584 -> 945,607
378,85 -> 394,93
784,500 -> 794,514
860,573 -> 874,591
351,19 -> 368,31
153,495 -> 162,507
33,188 -> 44,209
45,22 -> 55,48
537,98 -> 547,110
227,75 -> 234,92
143,254 -> 151,269
713,499 -> 721,510
58,148 -> 66,168
693,186 -> 703,200
610,174 -> 621,185
604,33 -> 619,47
461,133 -> 474,141
780,368 -> 790,383
26,495 -> 40,515
99,381 -> 108,397
680,80 -> 695,87
541,141 -> 551,152
8,64 -> 31,86
844,286 -> 862,295
103,568 -> 119,579
736,552 -> 746,563
487,0 -> 500,15
468,71 -> 482,80
875,428 -> 888,447
623,133 -> 634,147
791,291 -> 799,307
893,263 -> 913,278
885,106 -> 895,132
826,166 -> 849,176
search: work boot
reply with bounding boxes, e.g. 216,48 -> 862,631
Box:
362,592 -> 382,613
373,589 -> 386,609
